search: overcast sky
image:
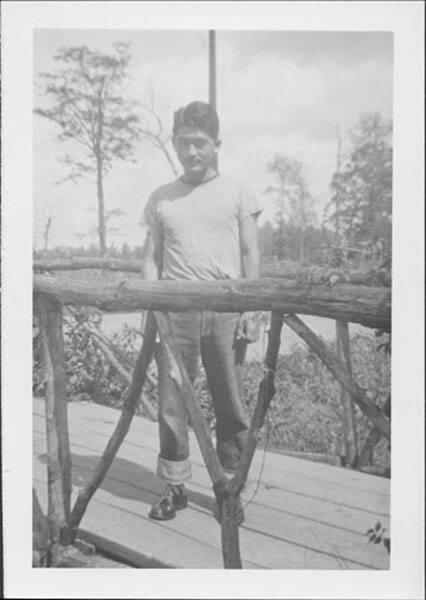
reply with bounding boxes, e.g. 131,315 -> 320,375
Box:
33,29 -> 393,249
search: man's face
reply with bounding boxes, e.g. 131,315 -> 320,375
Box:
173,126 -> 218,177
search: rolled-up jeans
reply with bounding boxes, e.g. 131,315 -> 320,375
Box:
155,311 -> 248,484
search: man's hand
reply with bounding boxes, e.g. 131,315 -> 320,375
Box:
236,311 -> 263,343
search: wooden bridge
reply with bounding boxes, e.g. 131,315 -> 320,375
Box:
33,396 -> 390,569
33,259 -> 391,568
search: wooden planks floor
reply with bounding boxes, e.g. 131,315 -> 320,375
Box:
33,397 -> 390,569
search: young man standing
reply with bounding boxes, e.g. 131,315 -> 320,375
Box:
142,101 -> 261,520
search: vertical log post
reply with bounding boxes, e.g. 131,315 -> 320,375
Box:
68,312 -> 157,536
36,293 -> 72,563
232,312 -> 284,493
208,30 -> 218,173
225,312 -> 283,567
335,320 -> 358,466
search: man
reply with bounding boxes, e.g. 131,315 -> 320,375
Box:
142,101 -> 261,520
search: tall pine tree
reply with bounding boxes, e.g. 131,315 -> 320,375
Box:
327,112 -> 392,254
35,43 -> 140,256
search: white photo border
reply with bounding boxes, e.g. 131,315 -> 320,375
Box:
2,1 -> 424,598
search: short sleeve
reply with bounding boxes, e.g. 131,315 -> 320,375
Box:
141,192 -> 159,230
238,185 -> 262,220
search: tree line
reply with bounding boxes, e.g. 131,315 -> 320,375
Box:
261,113 -> 391,266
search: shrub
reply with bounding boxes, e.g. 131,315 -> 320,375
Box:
33,311 -> 390,470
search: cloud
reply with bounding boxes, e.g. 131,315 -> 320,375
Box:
218,48 -> 392,142
220,31 -> 393,69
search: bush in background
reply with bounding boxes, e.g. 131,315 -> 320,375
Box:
33,310 -> 390,470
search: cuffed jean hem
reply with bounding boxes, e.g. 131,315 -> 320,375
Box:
157,456 -> 192,485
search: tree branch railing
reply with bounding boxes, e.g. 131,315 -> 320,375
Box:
68,313 -> 157,536
34,273 -> 390,331
33,267 -> 391,568
283,315 -> 390,439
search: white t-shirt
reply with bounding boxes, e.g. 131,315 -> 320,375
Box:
144,174 -> 261,281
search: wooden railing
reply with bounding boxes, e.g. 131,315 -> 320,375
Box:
34,256 -> 392,287
33,260 -> 391,568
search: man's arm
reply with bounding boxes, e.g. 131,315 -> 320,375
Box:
240,213 -> 260,280
142,223 -> 163,281
237,214 -> 261,342
141,223 -> 163,335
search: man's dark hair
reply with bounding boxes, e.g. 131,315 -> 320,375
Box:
173,101 -> 219,140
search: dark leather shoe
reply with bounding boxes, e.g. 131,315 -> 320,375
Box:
149,484 -> 188,521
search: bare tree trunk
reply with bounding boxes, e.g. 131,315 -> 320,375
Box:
336,320 -> 358,466
96,87 -> 107,257
299,186 -> 306,263
36,294 -> 72,561
278,212 -> 285,260
300,226 -> 305,263
43,215 -> 53,251
96,154 -> 107,257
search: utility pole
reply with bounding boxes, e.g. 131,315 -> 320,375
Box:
208,30 -> 218,172
208,30 -> 217,109
334,124 -> 342,245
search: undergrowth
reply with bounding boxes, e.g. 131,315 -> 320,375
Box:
33,308 -> 390,470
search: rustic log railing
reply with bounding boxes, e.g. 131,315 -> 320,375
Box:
33,262 -> 391,568
34,274 -> 390,330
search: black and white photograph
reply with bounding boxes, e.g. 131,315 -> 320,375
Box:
1,2 -> 424,598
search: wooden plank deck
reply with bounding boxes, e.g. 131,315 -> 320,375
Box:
33,397 -> 390,569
